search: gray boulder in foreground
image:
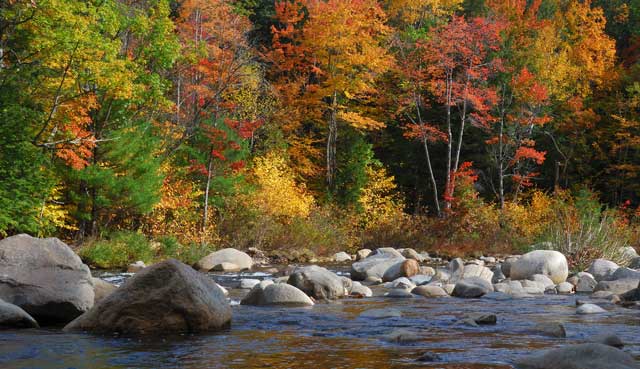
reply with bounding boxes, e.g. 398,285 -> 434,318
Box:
514,343 -> 640,369
194,248 -> 253,272
510,250 -> 568,284
0,299 -> 38,328
0,234 -> 94,323
64,259 -> 231,335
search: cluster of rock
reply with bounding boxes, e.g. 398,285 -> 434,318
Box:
0,234 -> 232,334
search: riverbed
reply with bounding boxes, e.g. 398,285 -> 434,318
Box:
1,266 -> 638,369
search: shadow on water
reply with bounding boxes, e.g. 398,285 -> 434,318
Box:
2,268 -> 639,369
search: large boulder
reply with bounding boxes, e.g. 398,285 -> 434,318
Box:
350,249 -> 405,281
514,343 -> 640,369
509,250 -> 568,284
451,277 -> 493,298
0,234 -> 94,323
287,265 -> 345,300
0,299 -> 39,328
382,259 -> 420,282
194,248 -> 253,272
241,281 -> 314,307
587,259 -> 619,281
64,259 -> 231,335
91,278 -> 117,304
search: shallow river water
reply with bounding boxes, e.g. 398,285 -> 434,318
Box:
1,266 -> 639,369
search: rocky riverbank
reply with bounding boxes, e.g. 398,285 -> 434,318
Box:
1,234 -> 639,368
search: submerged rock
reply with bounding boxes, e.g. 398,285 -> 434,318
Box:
576,303 -> 607,315
510,250 -> 568,284
514,343 -> 640,369
195,248 -> 253,272
359,308 -> 402,319
64,259 -> 231,335
0,234 -> 94,324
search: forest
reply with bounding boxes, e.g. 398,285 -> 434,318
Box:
1,0 -> 640,269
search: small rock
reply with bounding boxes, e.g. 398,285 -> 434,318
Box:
412,285 -> 448,298
127,261 -> 147,273
594,278 -> 639,295
385,289 -> 414,298
591,290 -> 614,299
410,274 -> 433,286
609,267 -> 640,281
451,277 -> 493,298
386,277 -> 415,290
533,322 -> 566,338
288,265 -> 346,300
588,259 -> 619,281
466,313 -> 497,325
628,257 -> 640,269
382,259 -> 420,282
241,282 -> 313,307
350,282 -> 372,297
195,248 -> 253,272
401,248 -> 425,262
334,251 -> 352,263
383,328 -> 422,343
443,283 -> 456,295
356,249 -> 372,261
363,276 -> 383,285
556,282 -> 574,294
576,303 -> 607,314
239,279 -> 261,289
92,278 -> 117,304
576,274 -> 597,293
420,266 -> 436,276
212,262 -> 241,272
621,247 -> 639,260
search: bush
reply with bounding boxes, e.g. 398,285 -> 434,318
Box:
79,231 -> 154,269
538,189 -> 637,271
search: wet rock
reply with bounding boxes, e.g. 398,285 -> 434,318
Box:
195,248 -> 253,272
239,278 -> 261,289
532,322 -> 566,338
457,318 -> 479,327
0,234 -> 94,324
588,259 -> 619,281
443,283 -> 456,295
92,278 -> 117,304
412,285 -> 448,298
466,313 -> 497,325
334,252 -> 352,263
0,299 -> 39,328
555,282 -> 573,294
529,274 -> 555,289
288,265 -> 345,300
356,249 -> 372,261
591,334 -> 624,349
127,261 -> 146,273
241,280 -> 314,307
383,259 -> 420,282
350,249 -> 405,281
363,276 -> 383,285
576,274 -> 597,293
65,259 -> 231,334
591,290 -> 614,299
452,277 -> 493,298
359,308 -> 402,319
349,282 -> 372,297
576,303 -> 607,314
594,278 -> 639,295
340,276 -> 353,293
401,248 -> 425,262
514,343 -> 639,369
510,250 -> 568,284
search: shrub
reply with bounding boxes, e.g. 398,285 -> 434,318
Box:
538,189 -> 636,271
79,231 -> 154,269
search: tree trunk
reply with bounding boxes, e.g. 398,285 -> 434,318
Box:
444,72 -> 453,211
202,146 -> 214,236
326,91 -> 338,190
